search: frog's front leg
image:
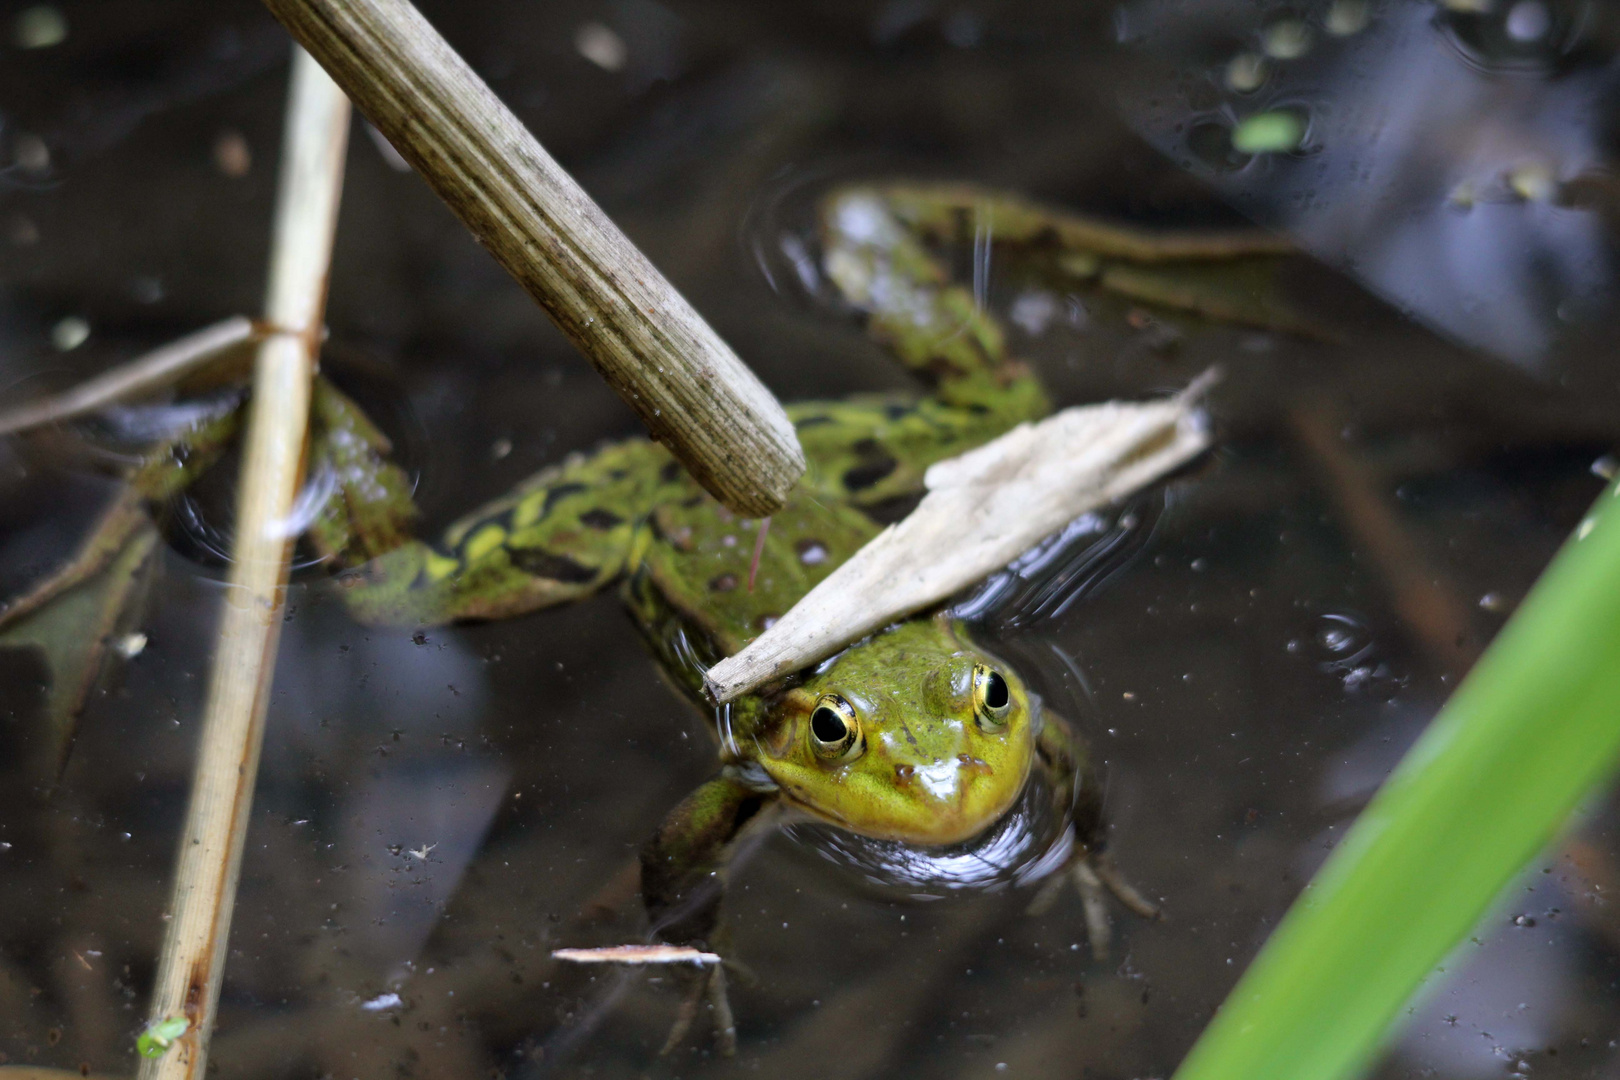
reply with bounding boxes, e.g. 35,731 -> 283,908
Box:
1028,709 -> 1161,959
640,767 -> 784,1056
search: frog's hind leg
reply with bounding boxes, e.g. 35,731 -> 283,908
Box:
305,379 -> 680,627
798,188 -> 1051,510
819,185 -> 1049,416
1027,708 -> 1162,960
839,181 -> 1313,336
639,768 -> 783,1056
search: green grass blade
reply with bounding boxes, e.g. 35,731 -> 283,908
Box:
1174,479 -> 1620,1080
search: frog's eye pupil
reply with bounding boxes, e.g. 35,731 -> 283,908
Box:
811,707 -> 846,743
984,671 -> 1009,711
973,664 -> 1013,730
808,695 -> 863,760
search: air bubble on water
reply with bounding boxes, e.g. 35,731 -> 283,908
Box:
1262,18 -> 1313,59
1225,52 -> 1268,93
1478,592 -> 1506,612
1505,162 -> 1556,203
1590,453 -> 1618,480
1325,0 -> 1372,36
1504,0 -> 1550,41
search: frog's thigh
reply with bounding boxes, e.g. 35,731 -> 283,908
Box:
335,438 -> 677,627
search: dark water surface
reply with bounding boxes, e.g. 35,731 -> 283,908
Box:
2,2 -> 1619,1077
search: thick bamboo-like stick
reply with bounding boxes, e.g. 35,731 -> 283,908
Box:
136,50 -> 350,1080
258,0 -> 804,517
704,375 -> 1217,703
0,317 -> 259,437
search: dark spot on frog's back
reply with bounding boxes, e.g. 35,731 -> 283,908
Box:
884,402 -> 913,421
510,547 -> 598,584
843,439 -> 898,492
660,461 -> 683,483
843,460 -> 896,491
542,482 -> 587,516
580,508 -> 624,530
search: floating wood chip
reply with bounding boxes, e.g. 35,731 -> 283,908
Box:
552,945 -> 723,965
703,372 -> 1218,704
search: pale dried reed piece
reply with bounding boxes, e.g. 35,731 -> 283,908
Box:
136,49 -> 350,1080
703,373 -> 1219,704
0,316 -> 260,437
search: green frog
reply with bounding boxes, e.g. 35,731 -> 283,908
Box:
0,182 -> 1298,1054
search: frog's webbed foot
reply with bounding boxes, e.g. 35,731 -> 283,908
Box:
659,960 -> 737,1057
1027,851 -> 1161,961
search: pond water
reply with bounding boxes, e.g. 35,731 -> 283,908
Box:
2,1 -> 1619,1077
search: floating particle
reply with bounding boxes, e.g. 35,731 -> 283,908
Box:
14,134 -> 49,174
1226,52 -> 1268,93
214,129 -> 252,178
51,315 -> 90,352
14,5 -> 66,49
574,22 -> 627,71
1326,0 -> 1372,35
1262,18 -> 1312,59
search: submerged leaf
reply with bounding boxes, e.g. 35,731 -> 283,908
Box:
0,522 -> 159,777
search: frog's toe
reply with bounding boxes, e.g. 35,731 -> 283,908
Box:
658,962 -> 736,1057
1092,851 -> 1162,921
1027,852 -> 1162,961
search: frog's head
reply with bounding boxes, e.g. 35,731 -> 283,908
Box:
752,616 -> 1036,846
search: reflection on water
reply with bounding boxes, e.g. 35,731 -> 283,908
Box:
1118,0 -> 1619,364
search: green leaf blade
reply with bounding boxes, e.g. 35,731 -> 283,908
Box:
1175,482 -> 1620,1080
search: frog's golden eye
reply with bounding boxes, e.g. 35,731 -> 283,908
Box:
973,664 -> 1012,731
808,694 -> 863,762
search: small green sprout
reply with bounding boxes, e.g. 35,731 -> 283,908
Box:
136,1015 -> 189,1058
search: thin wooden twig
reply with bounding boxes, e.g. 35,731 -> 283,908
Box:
135,49 -> 350,1080
0,316 -> 260,437
1290,400 -> 1479,677
258,0 -> 805,517
704,373 -> 1218,703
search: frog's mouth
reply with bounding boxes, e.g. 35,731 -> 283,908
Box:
775,760 -> 1025,848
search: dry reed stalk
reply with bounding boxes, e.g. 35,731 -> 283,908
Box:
0,317 -> 260,437
705,375 -> 1217,703
259,0 -> 804,516
135,49 -> 350,1080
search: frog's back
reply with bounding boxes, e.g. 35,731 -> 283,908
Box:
626,475 -> 879,680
